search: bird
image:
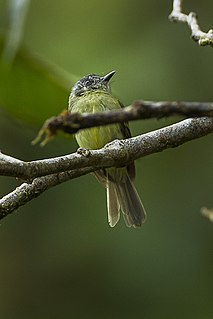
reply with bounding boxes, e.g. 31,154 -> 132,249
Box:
68,70 -> 146,227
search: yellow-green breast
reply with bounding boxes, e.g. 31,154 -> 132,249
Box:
69,90 -> 124,150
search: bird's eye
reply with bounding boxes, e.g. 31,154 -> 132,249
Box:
77,82 -> 83,90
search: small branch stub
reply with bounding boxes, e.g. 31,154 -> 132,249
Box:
201,207 -> 213,223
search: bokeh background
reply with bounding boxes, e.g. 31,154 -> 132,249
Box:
0,1 -> 213,318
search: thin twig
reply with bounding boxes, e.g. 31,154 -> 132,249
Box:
169,0 -> 213,46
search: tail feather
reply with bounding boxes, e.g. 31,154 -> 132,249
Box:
106,181 -> 120,227
107,175 -> 146,228
117,176 -> 146,227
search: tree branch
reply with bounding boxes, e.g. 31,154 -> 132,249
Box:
1,117 -> 213,220
32,101 -> 213,145
1,117 -> 213,180
0,167 -> 95,220
169,0 -> 213,46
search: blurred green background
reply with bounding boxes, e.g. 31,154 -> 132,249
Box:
0,1 -> 213,318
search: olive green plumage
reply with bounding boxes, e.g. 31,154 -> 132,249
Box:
68,71 -> 146,227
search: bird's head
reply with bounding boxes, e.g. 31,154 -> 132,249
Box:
71,70 -> 115,97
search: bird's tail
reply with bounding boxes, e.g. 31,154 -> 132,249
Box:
106,175 -> 146,227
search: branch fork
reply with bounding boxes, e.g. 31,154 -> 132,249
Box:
169,0 -> 213,47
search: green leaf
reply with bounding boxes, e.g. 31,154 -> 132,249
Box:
0,38 -> 77,125
3,0 -> 31,63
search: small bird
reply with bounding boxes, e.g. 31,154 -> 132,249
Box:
68,71 -> 146,227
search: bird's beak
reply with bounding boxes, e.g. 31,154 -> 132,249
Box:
102,70 -> 116,82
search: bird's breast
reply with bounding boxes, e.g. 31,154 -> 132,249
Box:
71,92 -> 124,149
